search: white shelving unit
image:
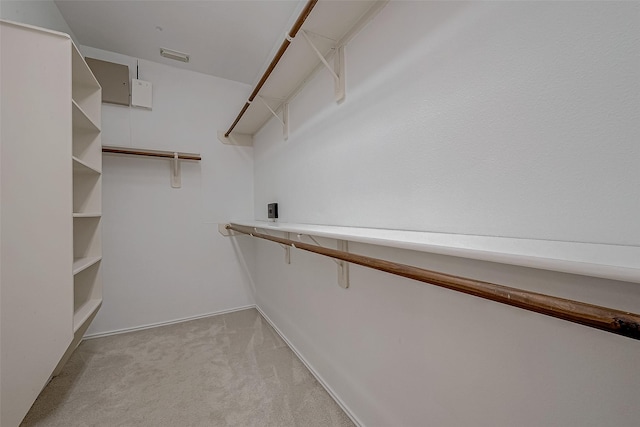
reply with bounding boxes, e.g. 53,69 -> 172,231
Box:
0,20 -> 102,427
65,42 -> 103,369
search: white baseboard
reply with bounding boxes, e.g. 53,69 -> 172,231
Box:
254,305 -> 363,427
83,305 -> 256,340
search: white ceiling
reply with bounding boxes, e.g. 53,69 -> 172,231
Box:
55,0 -> 304,85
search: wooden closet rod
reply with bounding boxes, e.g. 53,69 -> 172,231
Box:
227,223 -> 640,340
102,146 -> 201,161
224,0 -> 318,137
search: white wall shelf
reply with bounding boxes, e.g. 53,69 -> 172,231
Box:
73,260 -> 101,326
72,256 -> 102,275
73,213 -> 102,218
73,299 -> 102,332
228,221 -> 640,284
72,156 -> 101,174
72,100 -> 100,133
219,0 -> 388,145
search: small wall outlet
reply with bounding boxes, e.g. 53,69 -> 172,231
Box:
268,203 -> 278,219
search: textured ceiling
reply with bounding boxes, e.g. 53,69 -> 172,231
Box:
55,0 -> 303,84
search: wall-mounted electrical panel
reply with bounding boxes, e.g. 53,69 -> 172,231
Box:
85,57 -> 129,106
131,79 -> 152,109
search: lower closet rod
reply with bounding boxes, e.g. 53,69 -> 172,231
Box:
227,223 -> 640,341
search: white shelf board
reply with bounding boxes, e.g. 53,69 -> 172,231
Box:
72,100 -> 100,133
72,256 -> 102,275
73,213 -> 101,218
71,43 -> 100,92
73,298 -> 102,332
231,0 -> 386,136
72,156 -> 101,175
230,221 -> 640,284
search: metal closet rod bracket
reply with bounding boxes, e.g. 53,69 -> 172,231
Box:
297,233 -> 349,289
219,224 -> 291,264
171,152 -> 181,188
260,228 -> 291,264
300,30 -> 345,103
256,96 -> 289,140
220,224 -> 348,288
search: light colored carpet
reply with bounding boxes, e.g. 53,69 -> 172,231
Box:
21,308 -> 354,427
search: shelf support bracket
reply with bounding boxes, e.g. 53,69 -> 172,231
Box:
257,96 -> 289,140
171,152 -> 181,188
301,30 -> 345,103
284,232 -> 291,264
297,234 -> 349,288
337,240 -> 349,289
254,227 -> 291,263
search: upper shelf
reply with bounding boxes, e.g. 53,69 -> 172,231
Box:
229,220 -> 640,284
71,44 -> 99,93
72,44 -> 101,127
219,0 -> 388,145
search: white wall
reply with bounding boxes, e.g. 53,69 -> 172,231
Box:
0,0 -> 78,44
254,1 -> 639,246
251,2 -> 640,426
80,46 -> 256,335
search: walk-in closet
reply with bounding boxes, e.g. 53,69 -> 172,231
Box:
1,1 -> 639,426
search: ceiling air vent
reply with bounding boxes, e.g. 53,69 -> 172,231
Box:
160,48 -> 189,63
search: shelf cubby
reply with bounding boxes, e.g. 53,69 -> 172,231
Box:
71,44 -> 101,127
72,101 -> 101,170
73,171 -> 101,214
73,261 -> 102,332
73,216 -> 101,260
